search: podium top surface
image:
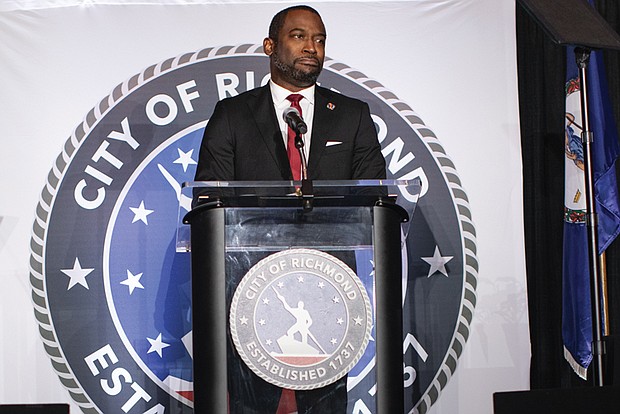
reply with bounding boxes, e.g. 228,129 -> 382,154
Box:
176,180 -> 421,252
183,179 -> 416,190
183,179 -> 419,206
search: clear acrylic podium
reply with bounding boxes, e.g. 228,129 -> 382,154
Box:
179,180 -> 419,413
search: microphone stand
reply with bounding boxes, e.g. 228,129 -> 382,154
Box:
295,132 -> 313,212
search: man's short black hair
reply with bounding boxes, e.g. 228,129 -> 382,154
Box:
268,5 -> 322,41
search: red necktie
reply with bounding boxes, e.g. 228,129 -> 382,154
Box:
276,388 -> 297,414
278,79 -> 302,397
286,94 -> 303,180
277,96 -> 303,411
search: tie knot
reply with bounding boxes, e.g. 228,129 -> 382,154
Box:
287,94 -> 304,105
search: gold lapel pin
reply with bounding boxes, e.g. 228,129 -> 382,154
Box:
327,102 -> 336,110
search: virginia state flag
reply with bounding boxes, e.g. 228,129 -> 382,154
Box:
563,38 -> 620,378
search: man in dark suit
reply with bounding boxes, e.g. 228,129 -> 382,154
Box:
194,5 -> 386,413
194,5 -> 386,183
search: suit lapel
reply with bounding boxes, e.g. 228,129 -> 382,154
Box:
248,85 -> 291,179
308,88 -> 330,177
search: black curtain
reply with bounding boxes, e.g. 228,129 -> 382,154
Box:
517,0 -> 620,388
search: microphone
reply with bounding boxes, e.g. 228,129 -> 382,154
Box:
283,107 -> 308,135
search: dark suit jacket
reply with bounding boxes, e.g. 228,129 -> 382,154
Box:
194,84 -> 386,182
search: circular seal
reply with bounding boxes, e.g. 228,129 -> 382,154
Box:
230,249 -> 372,390
29,44 -> 478,414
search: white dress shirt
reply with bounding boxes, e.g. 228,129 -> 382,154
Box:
269,80 -> 315,162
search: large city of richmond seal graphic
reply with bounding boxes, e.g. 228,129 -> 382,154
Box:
30,44 -> 478,413
230,249 -> 373,390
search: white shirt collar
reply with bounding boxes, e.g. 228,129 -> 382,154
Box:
269,80 -> 315,106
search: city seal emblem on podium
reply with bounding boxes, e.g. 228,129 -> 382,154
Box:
230,248 -> 372,390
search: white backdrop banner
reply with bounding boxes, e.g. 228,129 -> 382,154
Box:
0,1 -> 528,413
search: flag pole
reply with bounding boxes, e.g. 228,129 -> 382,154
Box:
575,47 -> 605,387
517,0 -> 620,383
601,252 -> 610,336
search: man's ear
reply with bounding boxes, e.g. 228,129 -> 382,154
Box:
263,37 -> 274,56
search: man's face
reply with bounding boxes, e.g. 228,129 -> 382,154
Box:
264,9 -> 326,91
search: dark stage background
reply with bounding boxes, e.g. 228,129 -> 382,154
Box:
517,0 -> 620,388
